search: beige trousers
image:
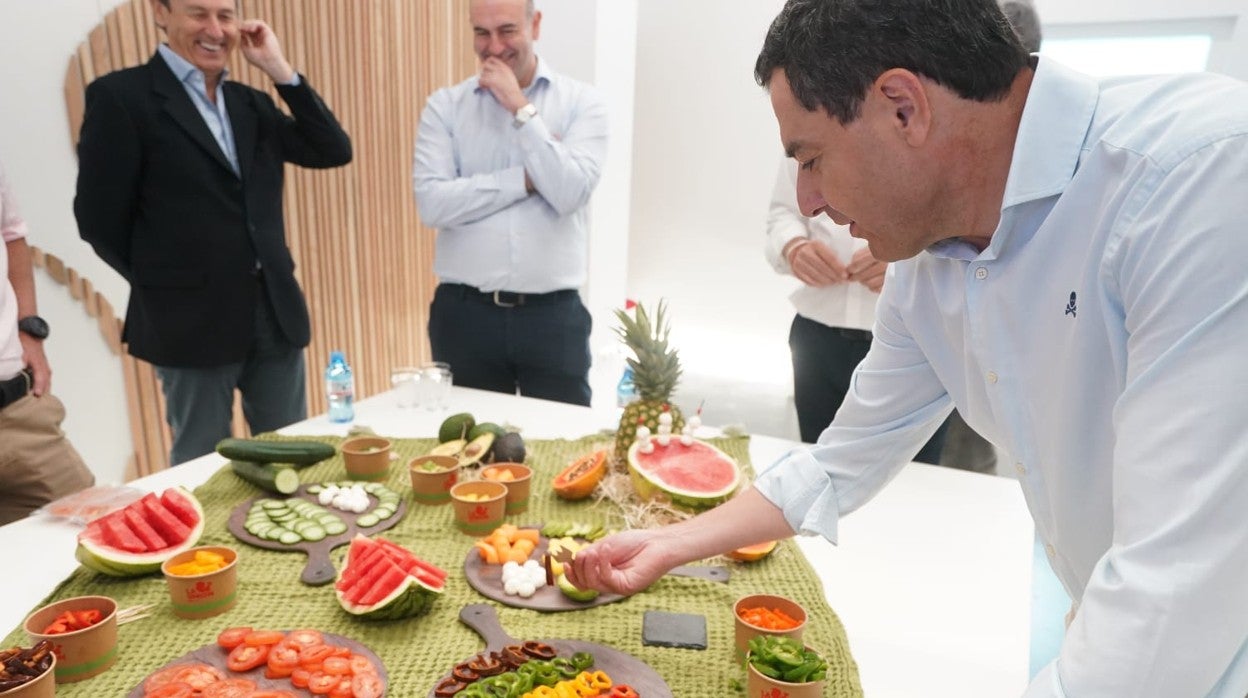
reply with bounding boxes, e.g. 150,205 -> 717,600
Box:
0,393 -> 95,526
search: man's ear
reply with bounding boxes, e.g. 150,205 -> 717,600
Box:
871,69 -> 931,146
531,10 -> 542,41
150,0 -> 169,31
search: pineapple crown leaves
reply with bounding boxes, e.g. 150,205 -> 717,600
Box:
613,300 -> 683,400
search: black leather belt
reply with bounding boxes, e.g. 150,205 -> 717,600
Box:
0,368 -> 33,410
443,283 -> 578,308
832,327 -> 873,341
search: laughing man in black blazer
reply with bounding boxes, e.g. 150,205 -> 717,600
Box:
74,0 -> 352,465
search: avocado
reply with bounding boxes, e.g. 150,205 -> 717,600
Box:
557,572 -> 599,602
491,432 -> 526,464
429,439 -> 466,457
467,422 -> 506,442
438,413 -> 476,443
458,432 -> 496,467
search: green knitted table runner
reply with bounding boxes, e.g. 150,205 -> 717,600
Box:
5,435 -> 861,696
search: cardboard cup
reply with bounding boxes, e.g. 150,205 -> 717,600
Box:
341,436 -> 393,481
409,455 -> 460,505
0,651 -> 56,697
161,546 -> 239,620
746,653 -> 824,698
449,480 -> 507,535
24,595 -> 117,683
480,463 -> 532,515
733,594 -> 807,663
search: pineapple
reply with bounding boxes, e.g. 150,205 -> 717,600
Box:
613,301 -> 685,464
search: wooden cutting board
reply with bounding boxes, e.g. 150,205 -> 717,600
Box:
227,484 -> 407,585
427,604 -> 672,698
462,525 -> 729,612
127,631 -> 386,697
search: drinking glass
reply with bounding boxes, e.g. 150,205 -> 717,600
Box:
390,367 -> 421,408
422,362 -> 453,411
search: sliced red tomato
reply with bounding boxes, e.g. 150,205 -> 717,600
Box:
250,692 -> 299,698
200,678 -> 257,698
352,672 -> 385,698
285,629 -> 324,649
299,644 -> 334,670
348,654 -> 376,676
244,630 -> 286,646
307,670 -> 339,695
267,644 -> 300,677
329,677 -> 355,698
327,645 -> 352,659
290,668 -> 312,689
144,681 -> 195,698
216,626 -> 253,649
143,665 -> 188,693
322,656 -> 351,676
171,664 -> 225,691
226,643 -> 270,672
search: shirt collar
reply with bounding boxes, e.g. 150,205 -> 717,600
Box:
157,43 -> 229,90
929,57 -> 1099,261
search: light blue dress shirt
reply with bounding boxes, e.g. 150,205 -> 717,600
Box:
755,58 -> 1248,697
157,44 -> 300,177
412,58 -> 609,293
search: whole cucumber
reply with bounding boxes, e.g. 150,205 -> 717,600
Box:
216,438 -> 336,466
230,460 -> 301,494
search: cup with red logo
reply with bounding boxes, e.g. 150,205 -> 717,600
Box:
449,480 -> 507,535
160,545 -> 239,620
23,595 -> 117,683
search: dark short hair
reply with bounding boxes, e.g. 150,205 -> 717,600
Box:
755,0 -> 1029,123
1001,1 -> 1043,53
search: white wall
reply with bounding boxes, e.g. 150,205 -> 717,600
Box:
0,0 -> 133,485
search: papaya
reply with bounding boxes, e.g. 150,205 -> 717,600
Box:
726,540 -> 778,562
552,450 -> 608,501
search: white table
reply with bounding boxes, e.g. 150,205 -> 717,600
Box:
0,386 -> 1034,697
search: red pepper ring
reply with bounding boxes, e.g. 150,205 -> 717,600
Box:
522,641 -> 556,659
451,663 -> 478,683
501,646 -> 528,669
467,653 -> 505,677
609,686 -> 640,698
434,676 -> 466,697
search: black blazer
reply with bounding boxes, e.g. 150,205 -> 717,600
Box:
74,53 -> 351,368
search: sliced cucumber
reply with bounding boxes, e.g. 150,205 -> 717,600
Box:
306,484 -> 323,495
301,526 -> 327,542
278,530 -> 303,545
356,514 -> 379,528
324,521 -> 348,536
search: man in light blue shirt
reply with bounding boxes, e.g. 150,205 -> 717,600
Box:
413,0 -> 608,407
567,0 -> 1248,695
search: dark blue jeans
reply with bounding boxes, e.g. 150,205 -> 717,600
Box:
788,314 -> 947,463
429,283 -> 592,407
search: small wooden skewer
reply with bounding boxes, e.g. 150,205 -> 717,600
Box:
116,603 -> 156,626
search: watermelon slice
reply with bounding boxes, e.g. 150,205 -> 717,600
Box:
335,535 -> 445,621
75,487 -> 205,577
626,438 -> 741,510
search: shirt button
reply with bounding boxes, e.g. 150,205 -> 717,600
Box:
987,371 -> 999,384
1045,544 -> 1056,558
975,267 -> 988,280
1014,461 -> 1026,476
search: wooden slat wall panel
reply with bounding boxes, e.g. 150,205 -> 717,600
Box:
62,0 -> 475,477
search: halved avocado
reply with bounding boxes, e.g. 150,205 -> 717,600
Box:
458,433 -> 495,467
430,439 -> 466,457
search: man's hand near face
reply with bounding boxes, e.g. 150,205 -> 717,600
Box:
846,247 -> 887,293
240,20 -> 296,84
479,56 -> 528,114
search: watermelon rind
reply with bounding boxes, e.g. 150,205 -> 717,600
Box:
75,487 -> 205,577
335,536 -> 443,621
626,439 -> 741,510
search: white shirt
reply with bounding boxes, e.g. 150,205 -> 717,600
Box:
412,58 -> 609,293
764,159 -> 876,330
754,58 -> 1248,697
0,160 -> 28,382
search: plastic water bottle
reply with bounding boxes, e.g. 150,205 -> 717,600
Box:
616,365 -> 639,408
325,351 -> 355,423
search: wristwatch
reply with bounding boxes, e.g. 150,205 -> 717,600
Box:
513,103 -> 538,128
18,315 -> 49,340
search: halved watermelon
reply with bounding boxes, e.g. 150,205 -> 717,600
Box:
626,438 -> 741,510
335,535 -> 445,621
75,487 -> 205,577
